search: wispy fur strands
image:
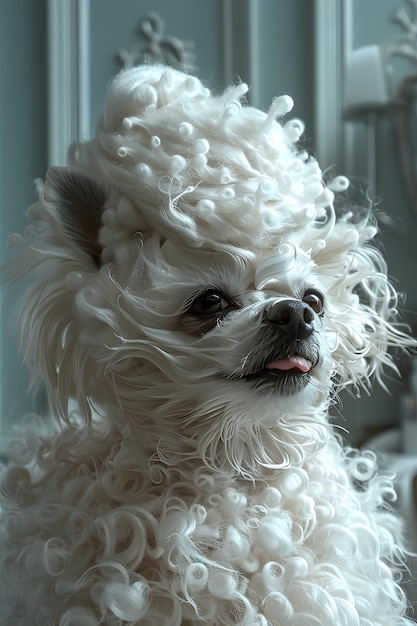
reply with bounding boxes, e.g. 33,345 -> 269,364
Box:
0,64 -> 415,624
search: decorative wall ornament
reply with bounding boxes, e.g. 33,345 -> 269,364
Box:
118,12 -> 197,73
391,0 -> 417,63
314,0 -> 352,172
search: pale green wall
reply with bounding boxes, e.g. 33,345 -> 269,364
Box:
0,0 -> 48,438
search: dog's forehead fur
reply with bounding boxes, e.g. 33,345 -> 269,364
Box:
72,64 -> 337,259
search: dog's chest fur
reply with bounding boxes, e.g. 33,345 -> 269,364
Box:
3,418 -> 397,625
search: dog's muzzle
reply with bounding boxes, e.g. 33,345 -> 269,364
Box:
263,299 -> 314,340
227,298 -> 321,395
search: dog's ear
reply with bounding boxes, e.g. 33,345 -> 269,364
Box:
46,167 -> 106,267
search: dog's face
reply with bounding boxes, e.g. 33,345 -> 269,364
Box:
186,280 -> 325,396
135,240 -> 332,409
68,235 -> 332,476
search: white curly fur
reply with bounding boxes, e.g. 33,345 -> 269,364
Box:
0,64 -> 416,625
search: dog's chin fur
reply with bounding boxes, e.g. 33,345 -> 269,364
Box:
1,64 -> 416,624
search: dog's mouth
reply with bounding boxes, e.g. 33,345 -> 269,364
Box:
261,354 -> 313,376
246,353 -> 314,381
228,351 -> 317,395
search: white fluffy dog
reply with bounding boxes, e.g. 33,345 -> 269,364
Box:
1,64 -> 416,625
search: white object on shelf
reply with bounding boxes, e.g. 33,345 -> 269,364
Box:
344,45 -> 393,119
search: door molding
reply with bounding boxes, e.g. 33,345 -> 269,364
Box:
314,0 -> 353,170
48,0 -> 91,165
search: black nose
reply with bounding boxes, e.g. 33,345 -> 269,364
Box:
264,299 -> 314,339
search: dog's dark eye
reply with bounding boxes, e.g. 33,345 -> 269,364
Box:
189,289 -> 231,316
303,289 -> 324,315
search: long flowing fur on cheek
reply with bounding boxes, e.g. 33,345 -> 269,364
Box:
311,219 -> 412,393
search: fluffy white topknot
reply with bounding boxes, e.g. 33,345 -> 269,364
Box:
72,64 -> 344,260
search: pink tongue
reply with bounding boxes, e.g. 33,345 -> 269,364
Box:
265,355 -> 312,373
